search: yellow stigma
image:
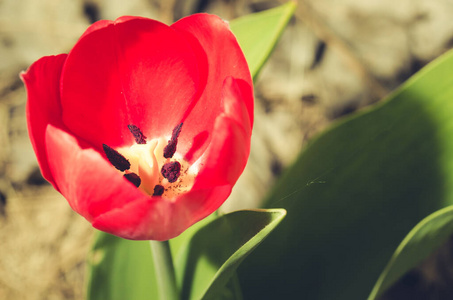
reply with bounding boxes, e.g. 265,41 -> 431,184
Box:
117,137 -> 196,199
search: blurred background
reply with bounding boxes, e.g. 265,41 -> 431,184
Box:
1,0 -> 453,299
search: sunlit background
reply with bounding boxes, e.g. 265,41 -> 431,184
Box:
1,0 -> 453,299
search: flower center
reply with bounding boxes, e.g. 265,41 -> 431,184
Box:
102,124 -> 195,199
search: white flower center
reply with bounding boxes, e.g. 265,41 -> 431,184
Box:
117,137 -> 196,199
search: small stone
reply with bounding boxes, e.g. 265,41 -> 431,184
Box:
26,167 -> 47,185
0,190 -> 6,217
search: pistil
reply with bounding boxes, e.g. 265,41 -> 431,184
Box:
102,123 -> 195,198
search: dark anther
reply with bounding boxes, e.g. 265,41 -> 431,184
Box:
163,123 -> 183,159
161,161 -> 181,183
124,172 -> 141,187
172,123 -> 183,138
153,185 -> 165,196
102,144 -> 131,171
128,124 -> 147,144
163,141 -> 177,159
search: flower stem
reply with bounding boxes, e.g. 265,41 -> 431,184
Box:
150,240 -> 179,300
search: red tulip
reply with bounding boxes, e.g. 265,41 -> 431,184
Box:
22,14 -> 253,241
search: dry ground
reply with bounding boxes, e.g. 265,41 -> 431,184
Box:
1,0 -> 453,299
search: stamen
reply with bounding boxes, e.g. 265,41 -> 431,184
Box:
163,123 -> 183,158
172,123 -> 183,138
102,144 -> 131,171
161,161 -> 181,183
127,124 -> 147,144
153,185 -> 164,196
124,172 -> 141,187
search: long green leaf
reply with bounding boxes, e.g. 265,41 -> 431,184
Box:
86,232 -> 158,300
369,205 -> 453,299
238,49 -> 453,299
175,209 -> 286,300
230,1 -> 296,79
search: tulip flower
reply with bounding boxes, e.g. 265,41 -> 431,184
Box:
22,14 -> 253,241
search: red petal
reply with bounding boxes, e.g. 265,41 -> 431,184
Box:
154,78 -> 253,240
45,125 -> 149,222
45,124 -> 232,241
221,76 -> 253,136
172,184 -> 232,238
171,14 -> 253,161
195,114 -> 250,188
92,197 -> 161,240
188,76 -> 252,188
93,184 -> 231,240
22,54 -> 67,189
60,17 -> 202,149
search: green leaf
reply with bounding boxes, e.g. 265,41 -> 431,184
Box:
87,209 -> 286,300
86,215 -> 215,300
170,213 -> 217,259
175,209 -> 286,300
86,232 -> 157,300
230,1 -> 296,79
238,49 -> 453,299
369,205 -> 453,299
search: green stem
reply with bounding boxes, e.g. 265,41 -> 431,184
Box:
150,240 -> 179,300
